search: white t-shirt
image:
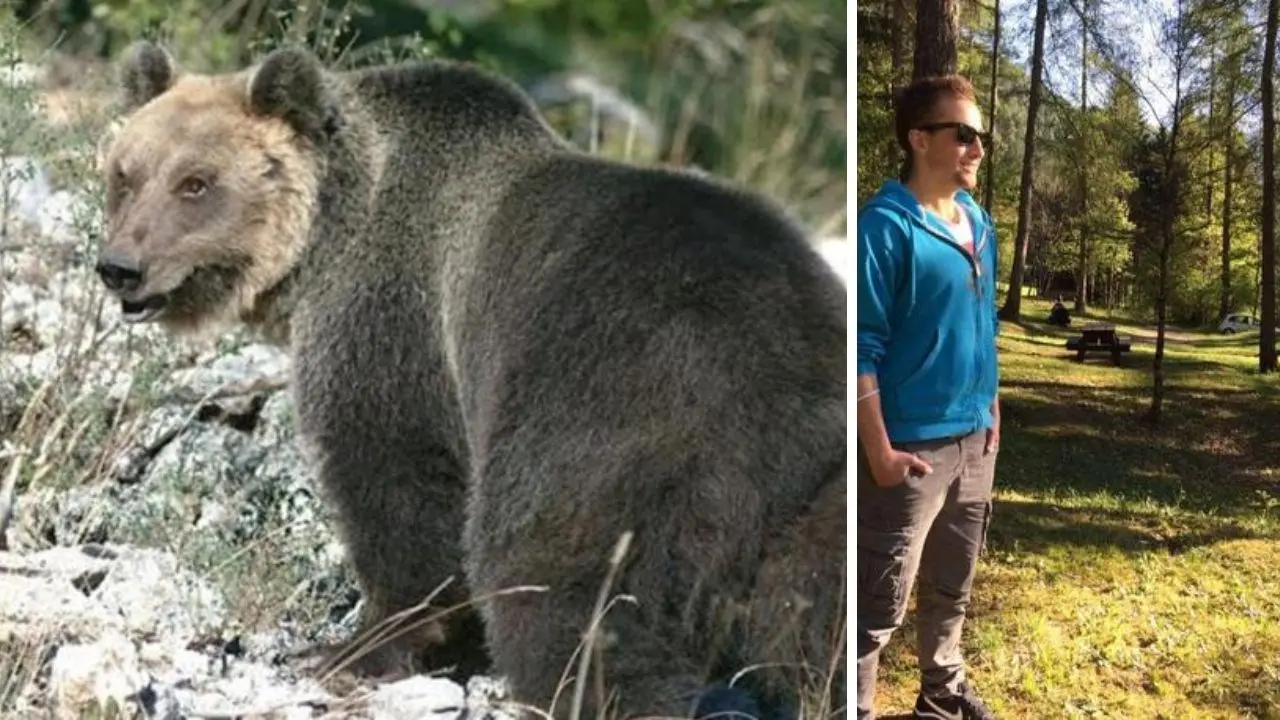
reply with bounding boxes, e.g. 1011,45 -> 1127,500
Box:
926,207 -> 974,255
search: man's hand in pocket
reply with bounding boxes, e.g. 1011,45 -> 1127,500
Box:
869,448 -> 933,488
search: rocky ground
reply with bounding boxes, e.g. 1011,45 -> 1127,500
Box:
0,86 -> 521,714
0,180 -> 522,716
0,61 -> 848,720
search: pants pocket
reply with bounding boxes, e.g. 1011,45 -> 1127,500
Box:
859,546 -> 899,602
978,499 -> 993,556
857,535 -> 910,626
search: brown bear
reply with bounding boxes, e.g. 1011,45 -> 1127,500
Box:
95,41 -> 847,720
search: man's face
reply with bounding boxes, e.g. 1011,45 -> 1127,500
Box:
909,96 -> 986,191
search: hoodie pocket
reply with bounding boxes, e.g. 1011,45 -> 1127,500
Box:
897,327 -> 943,389
888,326 -> 972,421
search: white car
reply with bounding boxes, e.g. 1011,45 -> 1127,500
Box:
1217,313 -> 1275,334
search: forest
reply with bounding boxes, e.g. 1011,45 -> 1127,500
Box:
858,2 -> 1280,717
859,0 -> 1280,397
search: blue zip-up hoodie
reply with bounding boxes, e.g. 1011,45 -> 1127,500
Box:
856,179 -> 1000,443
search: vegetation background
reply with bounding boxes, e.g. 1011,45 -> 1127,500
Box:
7,0 -> 847,232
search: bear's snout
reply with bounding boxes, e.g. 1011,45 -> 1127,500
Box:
95,250 -> 146,293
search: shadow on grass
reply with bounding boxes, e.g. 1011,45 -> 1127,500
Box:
992,311 -> 1280,521
998,376 -> 1272,401
998,387 -> 1280,516
1161,357 -> 1255,374
985,495 -> 1269,556
1001,319 -> 1075,342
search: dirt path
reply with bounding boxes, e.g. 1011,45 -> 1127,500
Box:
1124,328 -> 1202,345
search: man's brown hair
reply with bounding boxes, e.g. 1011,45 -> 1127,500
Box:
893,75 -> 978,179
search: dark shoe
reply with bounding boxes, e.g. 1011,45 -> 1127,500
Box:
912,681 -> 996,720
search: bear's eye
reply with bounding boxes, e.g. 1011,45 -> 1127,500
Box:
178,176 -> 210,198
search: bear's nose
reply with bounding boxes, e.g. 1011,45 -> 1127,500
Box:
95,252 -> 145,293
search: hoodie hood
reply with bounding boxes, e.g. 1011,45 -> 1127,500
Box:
864,179 -> 993,258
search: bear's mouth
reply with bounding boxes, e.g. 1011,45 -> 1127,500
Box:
119,272 -> 193,323
120,294 -> 169,323
118,265 -> 244,324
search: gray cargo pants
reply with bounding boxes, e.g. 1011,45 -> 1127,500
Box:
856,429 -> 996,719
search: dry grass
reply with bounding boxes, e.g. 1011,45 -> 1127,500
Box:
0,16 -> 151,714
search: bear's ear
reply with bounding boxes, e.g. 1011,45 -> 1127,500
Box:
245,46 -> 342,144
118,41 -> 177,112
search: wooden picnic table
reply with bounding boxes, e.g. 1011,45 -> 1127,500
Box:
1065,322 -> 1132,364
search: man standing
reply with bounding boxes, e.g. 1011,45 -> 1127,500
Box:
855,74 -> 1001,720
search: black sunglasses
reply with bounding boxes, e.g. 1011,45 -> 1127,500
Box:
914,122 -> 990,146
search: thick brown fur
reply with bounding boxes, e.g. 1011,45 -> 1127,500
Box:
97,41 -> 847,720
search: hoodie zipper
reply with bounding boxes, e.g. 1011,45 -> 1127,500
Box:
971,218 -> 990,425
917,206 -> 989,421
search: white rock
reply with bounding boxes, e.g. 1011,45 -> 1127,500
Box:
20,347 -> 59,377
1,62 -> 43,87
165,647 -> 214,684
2,248 -> 51,283
187,657 -> 334,718
0,156 -> 53,229
91,546 -> 228,645
466,675 -> 518,719
32,297 -> 66,339
138,677 -> 186,720
1,281 -> 37,318
38,189 -> 98,244
162,342 -> 292,401
0,546 -> 124,641
372,675 -> 468,720
136,642 -> 210,684
0,545 -> 227,650
48,628 -> 146,720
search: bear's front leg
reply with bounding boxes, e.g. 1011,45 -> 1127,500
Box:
290,440 -> 490,685
287,290 -> 491,685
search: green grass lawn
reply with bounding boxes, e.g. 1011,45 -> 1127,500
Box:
869,298 -> 1280,720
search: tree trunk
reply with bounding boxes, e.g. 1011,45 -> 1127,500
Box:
982,0 -> 1001,215
913,0 -> 959,78
998,0 -> 1048,321
1256,260 -> 1262,317
1148,237 -> 1170,424
1206,44 -> 1216,217
1148,158 -> 1179,426
1220,138 -> 1235,319
1148,0 -> 1188,426
1262,0 -> 1278,372
889,0 -> 910,172
1075,1 -> 1090,314
893,0 -> 910,79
